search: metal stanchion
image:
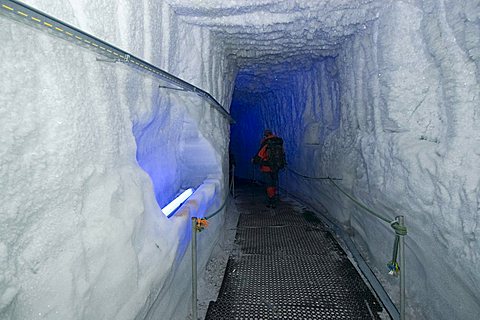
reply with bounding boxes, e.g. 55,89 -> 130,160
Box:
252,163 -> 256,184
231,165 -> 235,199
251,164 -> 256,201
285,168 -> 289,199
191,218 -> 198,320
398,215 -> 406,320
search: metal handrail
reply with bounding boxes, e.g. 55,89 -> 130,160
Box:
0,0 -> 233,123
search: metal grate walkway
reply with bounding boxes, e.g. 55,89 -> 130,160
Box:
205,182 -> 388,319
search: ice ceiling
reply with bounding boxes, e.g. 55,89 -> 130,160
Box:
166,0 -> 385,92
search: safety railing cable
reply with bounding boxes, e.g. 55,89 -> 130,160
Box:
0,0 -> 233,123
204,195 -> 230,221
287,167 -> 342,180
286,166 -> 407,320
190,177 -> 234,319
328,178 -> 391,224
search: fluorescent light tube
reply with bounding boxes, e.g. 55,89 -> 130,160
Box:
161,188 -> 194,218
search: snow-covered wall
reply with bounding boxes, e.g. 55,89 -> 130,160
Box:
0,0 -> 231,319
326,2 -> 480,318
2,0 -> 479,319
231,1 -> 480,319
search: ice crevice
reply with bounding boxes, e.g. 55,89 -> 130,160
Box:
1,0 -> 479,320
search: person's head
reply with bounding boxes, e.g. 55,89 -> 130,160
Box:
263,129 -> 273,137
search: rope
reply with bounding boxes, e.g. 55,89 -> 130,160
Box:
388,221 -> 406,277
390,220 -> 408,236
285,167 -> 407,234
328,178 -> 408,278
204,179 -> 234,220
287,167 -> 342,180
328,178 -> 392,224
288,166 -> 407,284
204,194 -> 229,220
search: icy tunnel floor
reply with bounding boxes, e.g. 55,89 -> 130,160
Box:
205,181 -> 390,320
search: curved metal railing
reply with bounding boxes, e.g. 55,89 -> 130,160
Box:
0,0 -> 233,122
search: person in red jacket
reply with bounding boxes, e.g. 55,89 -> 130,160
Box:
252,129 -> 285,208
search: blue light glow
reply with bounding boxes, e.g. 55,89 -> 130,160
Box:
161,188 -> 194,218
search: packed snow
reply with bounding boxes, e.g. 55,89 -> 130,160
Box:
1,0 -> 479,319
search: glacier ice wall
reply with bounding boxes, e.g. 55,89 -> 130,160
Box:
229,1 -> 479,319
326,2 -> 480,318
0,0 -> 232,319
1,0 -> 479,319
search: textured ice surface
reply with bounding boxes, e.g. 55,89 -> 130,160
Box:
228,1 -> 480,320
0,0 -> 229,319
1,0 -> 479,319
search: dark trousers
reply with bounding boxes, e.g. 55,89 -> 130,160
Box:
263,171 -> 278,204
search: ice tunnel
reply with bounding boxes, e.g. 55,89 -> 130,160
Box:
1,0 -> 479,319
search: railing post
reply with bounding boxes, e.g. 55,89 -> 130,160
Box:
232,165 -> 235,199
285,169 -> 289,199
191,218 -> 198,320
398,215 -> 406,320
